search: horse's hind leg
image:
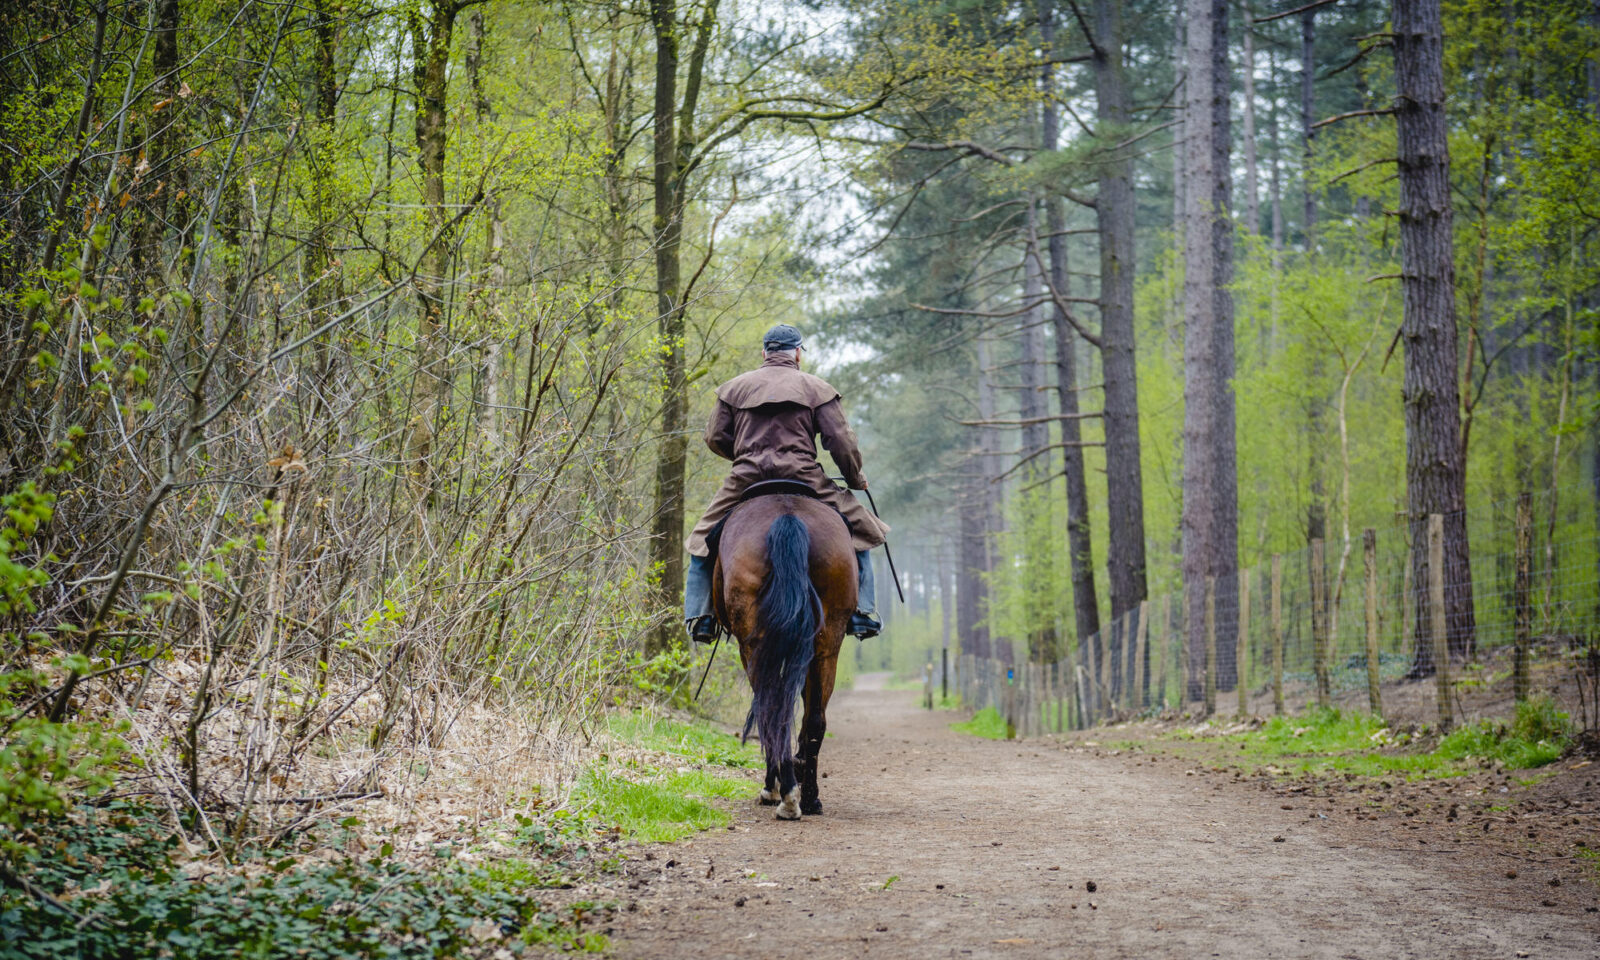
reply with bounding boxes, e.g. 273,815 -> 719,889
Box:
797,650 -> 837,816
759,762 -> 779,805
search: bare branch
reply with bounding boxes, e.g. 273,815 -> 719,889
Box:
1254,0 -> 1338,24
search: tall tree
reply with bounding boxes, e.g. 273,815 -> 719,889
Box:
1209,0 -> 1239,692
408,0 -> 466,504
1039,0 -> 1100,659
1087,0 -> 1150,644
645,0 -> 716,656
1181,0 -> 1237,701
1240,0 -> 1260,237
1393,0 -> 1475,672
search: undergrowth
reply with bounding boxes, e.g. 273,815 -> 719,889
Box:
0,801 -> 609,959
605,712 -> 761,769
1173,697 -> 1572,779
952,707 -> 1011,740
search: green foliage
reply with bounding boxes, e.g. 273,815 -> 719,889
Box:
950,707 -> 1009,740
0,483 -> 54,617
570,760 -> 753,843
606,711 -> 762,768
0,671 -> 126,855
0,802 -> 598,959
1178,701 -> 1570,780
622,647 -> 694,699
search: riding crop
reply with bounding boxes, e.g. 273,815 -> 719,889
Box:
832,477 -> 905,605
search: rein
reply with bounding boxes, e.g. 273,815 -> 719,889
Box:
693,628 -> 723,701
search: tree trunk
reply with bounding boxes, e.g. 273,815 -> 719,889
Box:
977,335 -> 1009,664
408,0 -> 459,506
1182,0 -> 1237,698
1394,0 -> 1475,674
958,475 -> 992,661
1042,0 -> 1102,656
1300,6 -> 1328,603
645,0 -> 716,656
132,0 -> 182,282
647,0 -> 685,657
1048,225 -> 1101,652
1210,0 -> 1239,691
1300,6 -> 1317,244
1092,0 -> 1149,631
1020,205 -> 1051,462
306,0 -> 341,426
1021,200 -> 1059,664
1241,0 -> 1260,236
1172,4 -> 1186,323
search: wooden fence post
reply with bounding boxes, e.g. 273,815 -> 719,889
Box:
1271,555 -> 1284,716
1514,492 -> 1532,703
1204,576 -> 1217,717
1237,570 -> 1251,717
1134,600 -> 1149,712
1156,594 -> 1170,710
1429,513 -> 1453,732
1401,553 -> 1413,667
1364,528 -> 1382,717
1098,627 -> 1110,718
1311,537 -> 1330,708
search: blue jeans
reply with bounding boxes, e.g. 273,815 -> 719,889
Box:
855,549 -> 876,616
684,551 -> 877,626
684,554 -> 714,624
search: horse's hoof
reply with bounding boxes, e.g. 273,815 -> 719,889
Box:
775,786 -> 802,820
757,788 -> 780,806
801,800 -> 823,816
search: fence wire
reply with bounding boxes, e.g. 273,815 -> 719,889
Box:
953,489 -> 1600,735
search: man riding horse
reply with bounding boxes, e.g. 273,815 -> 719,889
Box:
684,324 -> 888,642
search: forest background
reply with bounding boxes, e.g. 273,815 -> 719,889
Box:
1,0 -> 1597,881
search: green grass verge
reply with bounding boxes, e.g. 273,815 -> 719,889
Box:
606,711 -> 762,768
1180,697 -> 1571,779
586,711 -> 763,842
951,706 -> 1011,740
571,763 -> 754,842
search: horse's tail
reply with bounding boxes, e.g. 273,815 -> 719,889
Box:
742,513 -> 821,772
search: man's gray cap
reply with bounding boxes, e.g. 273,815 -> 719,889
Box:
762,324 -> 803,351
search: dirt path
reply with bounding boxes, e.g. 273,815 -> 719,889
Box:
610,684 -> 1600,959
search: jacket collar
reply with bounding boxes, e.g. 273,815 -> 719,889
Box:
760,353 -> 800,371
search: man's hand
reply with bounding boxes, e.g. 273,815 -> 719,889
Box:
859,479 -> 868,491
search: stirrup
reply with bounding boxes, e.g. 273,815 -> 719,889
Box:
687,615 -> 720,644
848,611 -> 881,639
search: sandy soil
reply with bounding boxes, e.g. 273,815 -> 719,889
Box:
605,678 -> 1600,960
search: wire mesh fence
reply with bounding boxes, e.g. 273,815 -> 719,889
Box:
953,488 -> 1600,736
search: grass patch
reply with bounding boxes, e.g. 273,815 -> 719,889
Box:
606,711 -> 762,768
571,762 -> 754,842
951,707 -> 1011,740
1178,697 -> 1571,780
1578,847 -> 1600,880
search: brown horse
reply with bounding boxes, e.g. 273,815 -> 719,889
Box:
711,493 -> 854,820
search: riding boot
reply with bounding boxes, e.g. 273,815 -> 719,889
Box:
848,549 -> 882,639
683,554 -> 719,643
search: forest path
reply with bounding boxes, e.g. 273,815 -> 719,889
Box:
610,688 -> 1598,960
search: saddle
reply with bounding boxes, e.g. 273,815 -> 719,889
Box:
704,479 -> 824,563
710,473 -> 851,566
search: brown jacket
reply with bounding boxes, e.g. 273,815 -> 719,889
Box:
686,354 -> 888,556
